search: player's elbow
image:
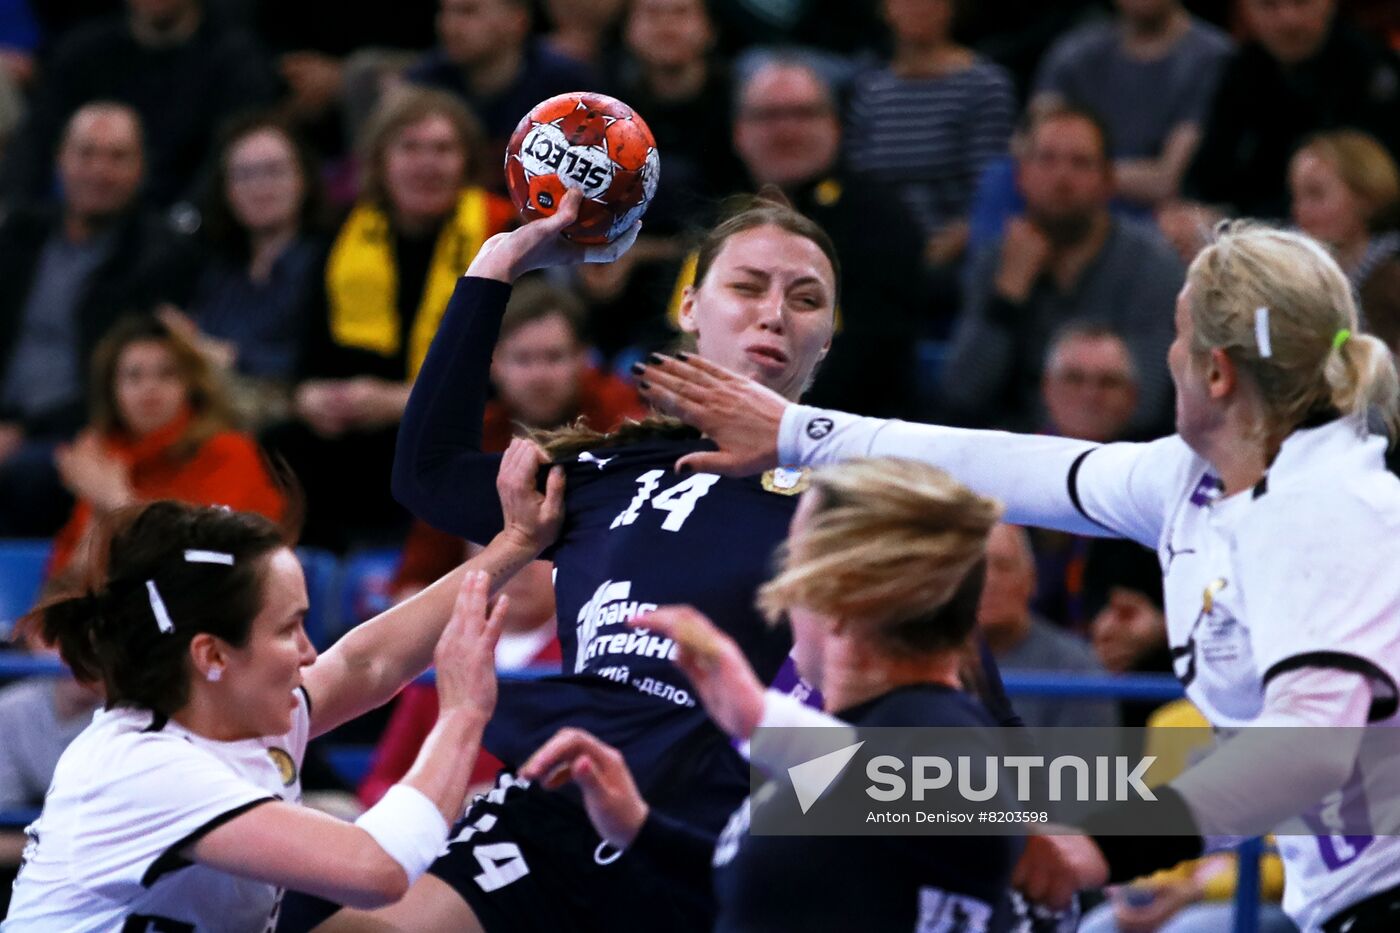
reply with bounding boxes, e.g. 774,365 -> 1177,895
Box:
343,854 -> 411,909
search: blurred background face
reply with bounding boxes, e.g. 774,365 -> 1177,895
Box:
384,114 -> 467,224
114,339 -> 188,437
626,0 -> 712,70
1289,150 -> 1370,250
882,0 -> 954,46
225,129 -> 305,236
975,524 -> 1035,640
1042,334 -> 1139,442
59,108 -> 144,222
1018,116 -> 1112,240
126,0 -> 196,28
490,313 -> 585,426
1245,0 -> 1334,64
733,65 -> 841,189
440,0 -> 528,65
1113,0 -> 1177,27
548,0 -> 624,29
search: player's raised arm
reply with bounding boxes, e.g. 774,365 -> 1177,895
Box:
392,188 -> 635,542
307,438 -> 564,735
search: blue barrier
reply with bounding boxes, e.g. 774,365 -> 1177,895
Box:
0,651 -> 1262,931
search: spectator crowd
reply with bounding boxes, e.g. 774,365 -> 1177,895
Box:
2,0 -> 1400,926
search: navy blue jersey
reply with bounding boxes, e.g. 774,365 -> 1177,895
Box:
635,685 -> 1021,932
394,277 -> 1020,833
394,277 -> 800,825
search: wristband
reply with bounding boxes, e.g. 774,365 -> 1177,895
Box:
354,784 -> 449,884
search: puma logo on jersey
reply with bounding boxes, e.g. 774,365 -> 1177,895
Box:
577,451 -> 615,470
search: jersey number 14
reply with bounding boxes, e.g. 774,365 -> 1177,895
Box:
611,470 -> 720,532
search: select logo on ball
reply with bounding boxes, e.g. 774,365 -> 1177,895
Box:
505,92 -> 659,245
519,123 -> 614,199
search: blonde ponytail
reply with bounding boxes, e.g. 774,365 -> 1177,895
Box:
1326,330 -> 1400,440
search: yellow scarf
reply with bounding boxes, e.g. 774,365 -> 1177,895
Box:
326,188 -> 492,380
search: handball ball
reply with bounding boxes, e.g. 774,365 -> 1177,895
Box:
505,92 -> 659,245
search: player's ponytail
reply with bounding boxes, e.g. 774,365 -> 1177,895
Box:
1325,329 -> 1400,440
26,591 -> 110,686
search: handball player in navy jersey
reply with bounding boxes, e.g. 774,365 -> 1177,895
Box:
518,457 -> 1021,932
309,190 -> 1018,932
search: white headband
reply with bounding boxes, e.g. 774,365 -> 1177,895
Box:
1254,306 -> 1273,359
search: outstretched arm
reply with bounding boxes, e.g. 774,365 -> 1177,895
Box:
637,354 -> 1186,547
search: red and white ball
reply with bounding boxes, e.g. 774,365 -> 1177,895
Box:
505,92 -> 659,245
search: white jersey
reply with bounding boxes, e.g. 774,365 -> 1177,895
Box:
3,689 -> 310,933
780,406 -> 1400,931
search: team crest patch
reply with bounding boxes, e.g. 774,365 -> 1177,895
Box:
267,747 -> 297,786
762,467 -> 810,495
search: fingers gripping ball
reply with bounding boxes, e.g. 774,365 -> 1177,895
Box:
505,92 -> 660,244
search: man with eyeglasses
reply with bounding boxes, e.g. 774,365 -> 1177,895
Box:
726,55 -> 932,419
940,103 -> 1182,438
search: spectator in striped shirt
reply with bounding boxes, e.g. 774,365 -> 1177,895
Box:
844,0 -> 1017,269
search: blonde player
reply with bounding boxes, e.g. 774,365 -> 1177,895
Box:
635,224 -> 1400,932
2,439 -> 562,932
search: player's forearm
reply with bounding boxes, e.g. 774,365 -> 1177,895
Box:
400,707 -> 489,822
344,533 -> 536,700
778,405 -> 1102,535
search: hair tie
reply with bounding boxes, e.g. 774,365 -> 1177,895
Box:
1332,328 -> 1352,352
146,580 -> 175,634
1254,307 -> 1273,359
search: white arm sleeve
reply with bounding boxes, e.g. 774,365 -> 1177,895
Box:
1173,667 -> 1371,850
779,405 -> 1197,547
742,690 -> 858,773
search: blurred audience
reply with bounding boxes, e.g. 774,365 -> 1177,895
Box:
46,314 -> 285,575
0,631 -> 101,882
977,522 -> 1120,728
406,0 -> 596,186
1288,130 -> 1400,353
164,114 -> 327,428
266,89 -> 514,552
574,0 -> 745,355
718,55 -> 929,417
0,103 -> 197,537
541,0 -> 624,75
941,104 -> 1182,437
845,0 -> 1016,268
1032,0 -> 1232,211
1175,0 -> 1400,225
1030,323 -> 1165,636
0,0 -> 279,209
358,557 -> 561,806
394,278 -> 644,594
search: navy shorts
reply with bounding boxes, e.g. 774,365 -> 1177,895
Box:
429,773 -> 710,933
